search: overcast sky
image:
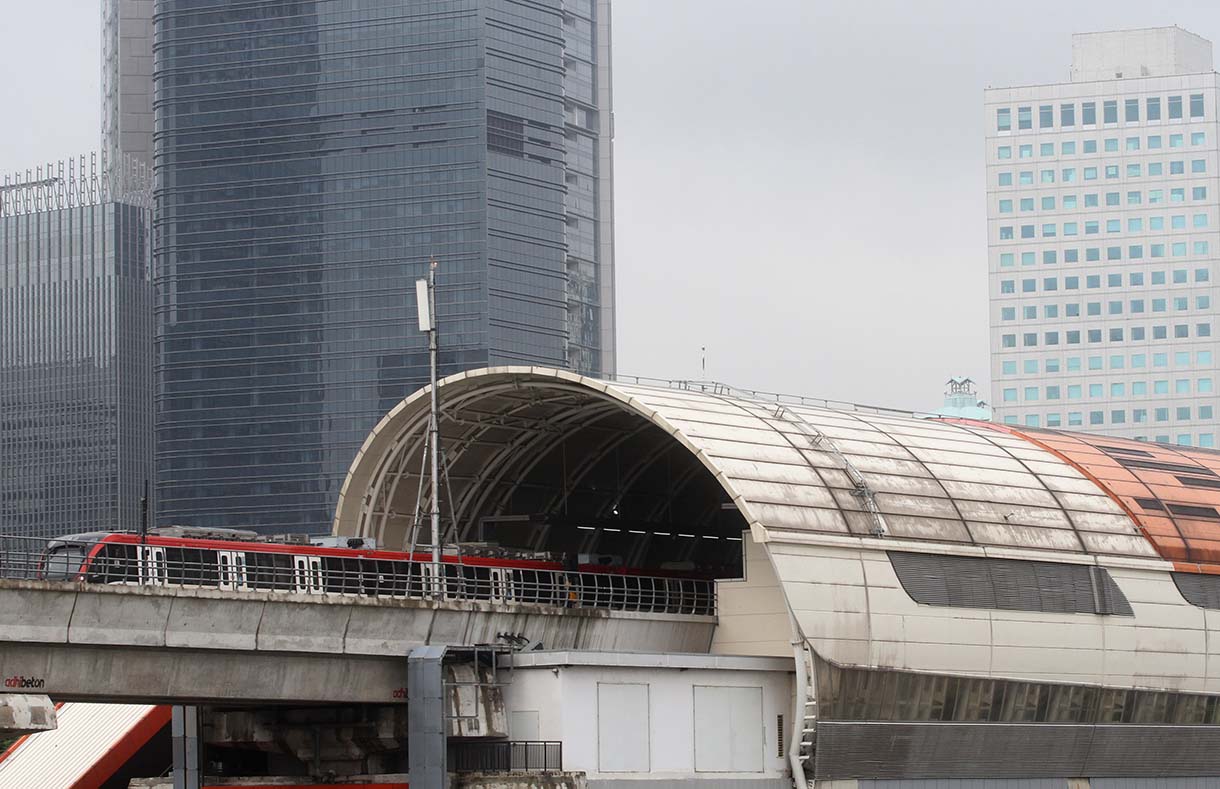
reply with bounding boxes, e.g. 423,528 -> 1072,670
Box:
5,1 -> 1220,411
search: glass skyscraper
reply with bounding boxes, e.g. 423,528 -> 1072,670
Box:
154,0 -> 615,533
0,156 -> 154,538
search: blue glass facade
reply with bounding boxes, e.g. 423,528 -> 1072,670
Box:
154,0 -> 613,533
0,159 -> 155,538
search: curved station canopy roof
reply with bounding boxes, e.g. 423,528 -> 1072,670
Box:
333,366 -> 1220,573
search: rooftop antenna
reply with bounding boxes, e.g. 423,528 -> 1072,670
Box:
415,258 -> 442,598
701,346 -> 706,380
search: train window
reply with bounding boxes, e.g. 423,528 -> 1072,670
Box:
442,565 -> 462,599
43,545 -> 86,580
365,558 -> 411,597
513,569 -> 544,604
322,557 -> 363,594
90,544 -> 137,584
578,573 -> 613,609
246,552 -> 293,591
446,565 -> 491,600
164,548 -> 187,584
163,548 -> 220,586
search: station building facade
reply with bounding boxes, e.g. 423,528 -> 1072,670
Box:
333,366 -> 1220,785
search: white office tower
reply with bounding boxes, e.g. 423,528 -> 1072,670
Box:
987,27 -> 1220,446
101,0 -> 153,169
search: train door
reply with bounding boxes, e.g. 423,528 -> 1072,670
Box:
218,551 -> 247,592
310,556 -> 323,592
138,545 -> 166,586
489,567 -> 513,602
293,555 -> 323,594
414,562 -> 431,599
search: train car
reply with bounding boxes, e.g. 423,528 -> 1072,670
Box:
37,527 -> 715,616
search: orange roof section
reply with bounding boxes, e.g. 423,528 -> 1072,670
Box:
962,419 -> 1220,571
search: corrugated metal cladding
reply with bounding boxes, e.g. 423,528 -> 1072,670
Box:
587,781 -> 789,789
816,722 -> 1220,780
1092,780 -> 1220,788
0,702 -> 161,788
859,781 -> 1220,788
858,780 -> 1071,788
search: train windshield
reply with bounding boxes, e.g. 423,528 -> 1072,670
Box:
42,544 -> 87,580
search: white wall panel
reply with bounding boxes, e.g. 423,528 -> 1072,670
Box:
693,686 -> 764,773
597,683 -> 649,773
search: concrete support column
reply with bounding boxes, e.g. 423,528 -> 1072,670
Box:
171,705 -> 200,789
408,645 -> 447,789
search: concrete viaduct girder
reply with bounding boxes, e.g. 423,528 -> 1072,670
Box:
0,580 -> 714,705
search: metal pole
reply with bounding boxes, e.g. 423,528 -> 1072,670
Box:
139,479 -> 149,583
428,260 -> 441,598
140,479 -> 149,542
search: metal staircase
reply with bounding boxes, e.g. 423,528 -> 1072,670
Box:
796,644 -> 818,776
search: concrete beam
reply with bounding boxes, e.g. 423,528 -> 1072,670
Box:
0,579 -> 715,706
0,642 -> 406,705
0,580 -> 713,656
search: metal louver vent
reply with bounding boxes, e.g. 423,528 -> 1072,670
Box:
888,551 -> 1133,616
1173,572 -> 1220,609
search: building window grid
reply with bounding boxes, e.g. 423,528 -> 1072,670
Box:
991,88 -> 1216,434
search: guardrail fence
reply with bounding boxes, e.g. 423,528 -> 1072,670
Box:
448,740 -> 563,773
0,535 -> 716,617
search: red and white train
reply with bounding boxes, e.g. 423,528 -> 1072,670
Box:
39,527 -> 715,616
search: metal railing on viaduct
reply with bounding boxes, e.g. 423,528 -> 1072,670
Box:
0,536 -> 717,706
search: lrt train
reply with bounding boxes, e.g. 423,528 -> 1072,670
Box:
37,527 -> 715,615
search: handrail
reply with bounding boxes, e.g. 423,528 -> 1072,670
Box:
605,373 -> 933,419
0,535 -> 716,617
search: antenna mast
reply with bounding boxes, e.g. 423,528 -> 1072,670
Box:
416,259 -> 442,598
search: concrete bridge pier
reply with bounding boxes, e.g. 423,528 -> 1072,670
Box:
409,646 -> 447,789
171,705 -> 200,789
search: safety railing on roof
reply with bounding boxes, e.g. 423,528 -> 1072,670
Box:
605,373 -> 935,419
0,535 -> 716,617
